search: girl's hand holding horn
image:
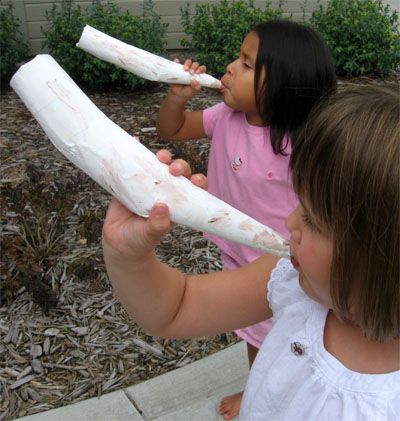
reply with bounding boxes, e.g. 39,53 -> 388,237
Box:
102,151 -> 207,262
168,59 -> 207,101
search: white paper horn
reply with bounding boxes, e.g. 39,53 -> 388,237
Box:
10,55 -> 289,258
76,25 -> 222,89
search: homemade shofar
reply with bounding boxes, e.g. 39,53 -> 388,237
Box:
77,25 -> 221,89
10,55 -> 289,258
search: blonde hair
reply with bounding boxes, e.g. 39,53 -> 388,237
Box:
290,84 -> 400,341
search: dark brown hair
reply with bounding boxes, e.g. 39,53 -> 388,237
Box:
290,84 -> 399,342
252,20 -> 337,155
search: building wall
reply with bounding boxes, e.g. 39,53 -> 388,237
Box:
1,0 -> 398,53
1,0 -> 325,53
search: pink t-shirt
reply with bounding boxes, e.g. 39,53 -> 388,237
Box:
203,103 -> 298,348
203,102 -> 298,267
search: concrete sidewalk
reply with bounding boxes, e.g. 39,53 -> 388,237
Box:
18,342 -> 248,421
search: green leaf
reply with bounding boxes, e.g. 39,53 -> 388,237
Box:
41,0 -> 167,91
179,0 -> 284,77
311,0 -> 399,76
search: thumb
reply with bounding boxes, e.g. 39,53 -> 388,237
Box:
144,203 -> 172,245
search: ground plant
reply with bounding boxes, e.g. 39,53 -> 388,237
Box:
42,0 -> 167,90
0,5 -> 29,81
181,0 -> 284,77
311,0 -> 400,76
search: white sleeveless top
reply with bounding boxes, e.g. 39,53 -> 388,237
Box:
240,258 -> 400,420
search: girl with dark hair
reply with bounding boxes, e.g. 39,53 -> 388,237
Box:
156,20 -> 336,419
103,84 -> 399,420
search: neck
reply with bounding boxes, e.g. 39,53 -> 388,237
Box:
324,311 -> 400,374
245,111 -> 264,126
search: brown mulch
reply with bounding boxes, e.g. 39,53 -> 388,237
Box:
0,84 -> 239,420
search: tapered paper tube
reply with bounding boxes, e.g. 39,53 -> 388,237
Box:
76,25 -> 222,89
10,55 -> 289,258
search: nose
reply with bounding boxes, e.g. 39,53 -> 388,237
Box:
285,206 -> 301,244
226,60 -> 235,75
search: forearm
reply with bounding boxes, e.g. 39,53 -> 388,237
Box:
104,244 -> 186,336
105,241 -> 276,339
157,91 -> 188,140
102,200 -> 277,340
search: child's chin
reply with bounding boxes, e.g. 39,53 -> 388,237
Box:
222,97 -> 239,111
298,275 -> 320,304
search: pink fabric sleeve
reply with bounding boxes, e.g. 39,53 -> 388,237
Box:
203,102 -> 228,139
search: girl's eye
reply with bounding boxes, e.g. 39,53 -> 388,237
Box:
301,212 -> 320,232
242,62 -> 251,69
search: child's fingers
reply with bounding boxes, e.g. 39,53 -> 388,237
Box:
189,62 -> 200,74
183,59 -> 192,71
168,159 -> 192,179
156,149 -> 173,165
179,59 -> 206,76
188,62 -> 207,74
155,151 -> 194,181
196,65 -> 207,74
191,173 -> 208,191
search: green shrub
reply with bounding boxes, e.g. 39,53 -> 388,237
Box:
42,0 -> 167,91
180,0 -> 283,77
311,0 -> 400,76
0,5 -> 29,80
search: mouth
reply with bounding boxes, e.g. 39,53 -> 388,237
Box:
290,254 -> 300,270
220,78 -> 228,93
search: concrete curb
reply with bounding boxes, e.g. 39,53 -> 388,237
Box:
17,342 -> 248,421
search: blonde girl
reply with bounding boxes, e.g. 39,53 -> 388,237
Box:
103,84 -> 399,419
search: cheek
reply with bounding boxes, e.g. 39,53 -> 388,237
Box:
300,232 -> 332,272
298,242 -> 317,273
243,78 -> 258,108
299,241 -> 332,299
236,69 -> 254,88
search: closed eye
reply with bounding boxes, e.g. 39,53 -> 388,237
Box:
301,212 -> 320,232
236,51 -> 253,69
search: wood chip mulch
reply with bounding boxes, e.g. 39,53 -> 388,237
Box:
0,83 -> 239,420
